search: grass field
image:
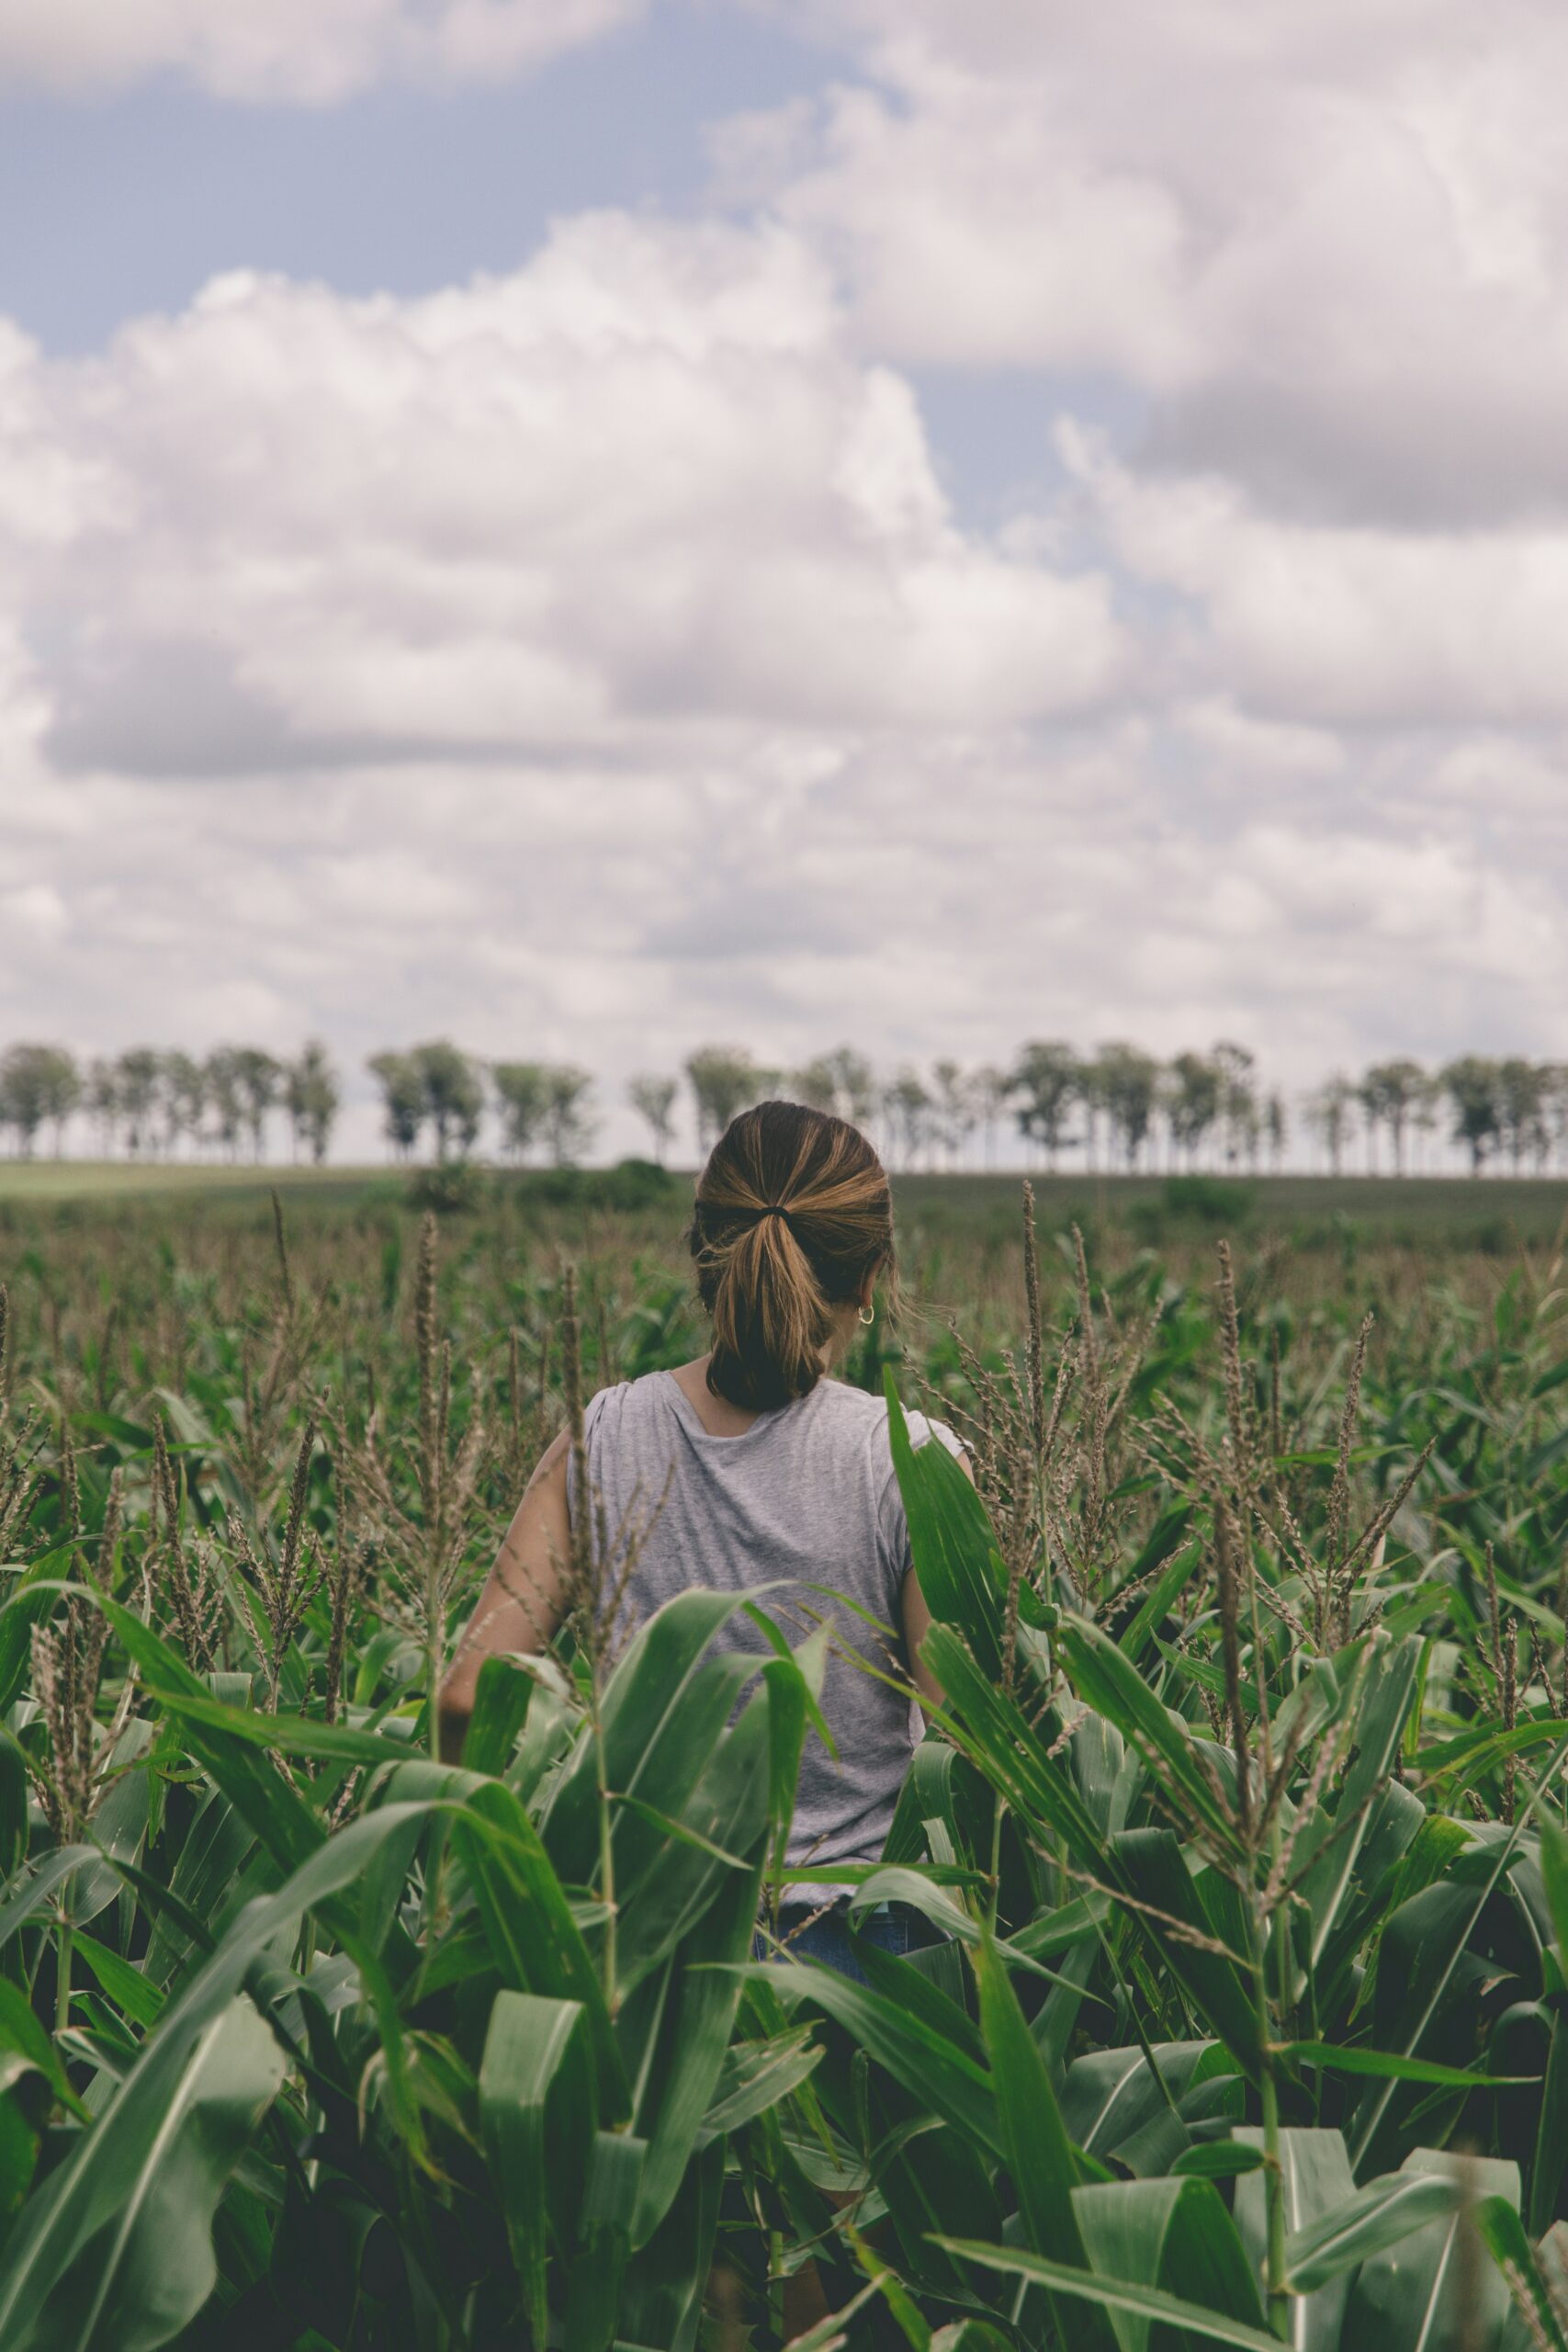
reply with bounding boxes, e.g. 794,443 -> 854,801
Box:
2,1152 -> 1564,1238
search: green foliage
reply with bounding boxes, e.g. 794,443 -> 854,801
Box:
0,1182 -> 1567,2347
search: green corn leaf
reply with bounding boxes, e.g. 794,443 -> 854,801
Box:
0,1979 -> 88,2120
0,1847 -> 102,1953
973,1929 -> 1113,2350
1285,2165 -> 1464,2294
1292,1633 -> 1422,1969
754,1955 -> 1002,2160
1531,2009 -> 1568,2239
1071,2175 -> 1268,2352
1340,2150 -> 1518,2348
1473,2195 -> 1568,2352
885,1366 -> 1010,1679
445,1774 -> 628,2122
1349,1738 -> 1568,2174
0,1544 -> 77,1714
479,1991 -> 592,2345
1171,2143 -> 1266,2180
0,1792 -> 558,2349
1111,1831 -> 1263,2085
69,1934 -> 164,2032
919,1623 -> 1108,1871
755,1623 -> 829,1883
932,2239 -> 1286,2350
695,2024 -> 823,2147
0,1735 -> 28,1882
542,1587 -> 766,1884
632,1837 -> 764,2245
1232,2127 -> 1354,2349
1280,2040 -> 1538,2088
615,2138 -> 722,2352
612,1677 -> 772,1997
1540,1820 -> 1568,1986
93,1591 -> 325,1876
847,1869 -> 977,1949
564,2131 -> 647,2352
1060,2044 -> 1215,2165
1057,1616 -> 1246,1865
461,1652 -> 536,1777
2,1996 -> 286,2352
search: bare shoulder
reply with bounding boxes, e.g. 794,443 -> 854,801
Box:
533,1428 -> 570,1481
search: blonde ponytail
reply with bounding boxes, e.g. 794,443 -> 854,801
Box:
690,1100 -> 895,1411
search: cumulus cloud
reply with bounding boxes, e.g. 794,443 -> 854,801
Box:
0,0 -> 640,102
745,0 -> 1568,526
1061,422 -> 1568,726
6,5 -> 1568,1130
6,218 -> 1122,784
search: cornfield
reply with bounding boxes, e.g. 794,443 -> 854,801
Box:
2,1172 -> 1568,2350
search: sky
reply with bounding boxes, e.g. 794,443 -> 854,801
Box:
4,0 -> 1567,1160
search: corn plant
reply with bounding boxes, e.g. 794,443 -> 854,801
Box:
0,1182 -> 1566,2348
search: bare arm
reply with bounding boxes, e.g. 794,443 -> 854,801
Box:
898,1442 -> 976,1715
437,1429 -> 573,1764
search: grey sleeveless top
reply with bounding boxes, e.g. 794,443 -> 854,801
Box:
568,1369 -> 965,1894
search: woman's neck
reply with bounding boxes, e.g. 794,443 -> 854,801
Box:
671,1355 -> 761,1436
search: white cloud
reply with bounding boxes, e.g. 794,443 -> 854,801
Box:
10,220 -> 1122,781
0,0 -> 639,101
746,0 -> 1568,526
1062,423 -> 1568,725
6,8 -> 1568,1127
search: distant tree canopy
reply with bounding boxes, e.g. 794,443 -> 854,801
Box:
0,1045 -> 79,1157
626,1075 -> 678,1163
0,1044 -> 345,1163
4,1035 -> 1566,1176
684,1046 -> 764,1149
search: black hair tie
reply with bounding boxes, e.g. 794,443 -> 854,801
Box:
760,1204 -> 793,1223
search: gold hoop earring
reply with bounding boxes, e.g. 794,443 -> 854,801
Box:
858,1303 -> 874,1327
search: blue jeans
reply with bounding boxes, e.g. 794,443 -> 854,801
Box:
758,1900 -> 918,1984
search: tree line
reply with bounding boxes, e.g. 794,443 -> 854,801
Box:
672,1042 -> 1568,1176
2,1035 -> 1565,1175
0,1042 -> 340,1163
